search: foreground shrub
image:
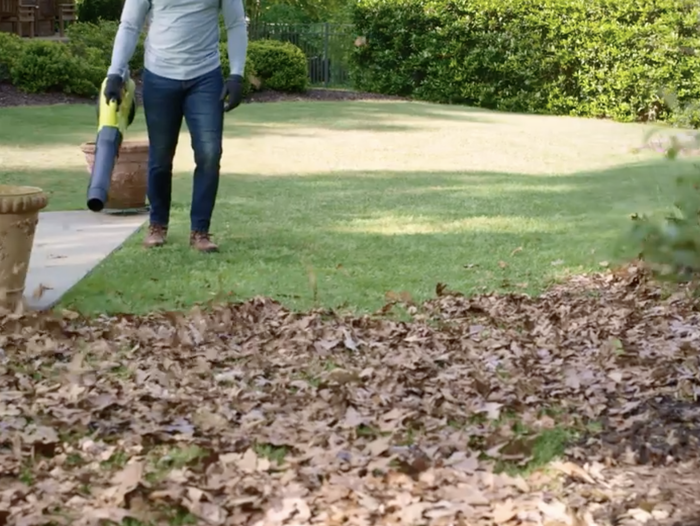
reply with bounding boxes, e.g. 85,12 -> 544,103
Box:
351,0 -> 700,124
10,40 -> 103,97
247,39 -> 308,92
0,32 -> 23,82
66,20 -> 146,74
629,133 -> 700,280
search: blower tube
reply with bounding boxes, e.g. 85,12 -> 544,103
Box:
86,126 -> 122,212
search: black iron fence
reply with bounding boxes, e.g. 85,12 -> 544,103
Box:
248,22 -> 355,88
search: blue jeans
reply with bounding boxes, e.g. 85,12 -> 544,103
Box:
141,67 -> 224,233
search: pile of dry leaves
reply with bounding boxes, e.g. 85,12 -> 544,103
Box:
1,264 -> 699,526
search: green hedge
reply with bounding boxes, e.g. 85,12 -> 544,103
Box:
66,20 -> 146,75
247,39 -> 308,92
10,40 -> 103,97
220,22 -> 310,92
3,21 -> 308,98
0,32 -> 23,83
67,23 -> 309,93
350,0 -> 700,124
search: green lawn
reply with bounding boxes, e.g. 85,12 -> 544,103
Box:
0,99 -> 691,315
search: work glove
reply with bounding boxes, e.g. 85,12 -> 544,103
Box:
221,74 -> 244,112
104,74 -> 124,105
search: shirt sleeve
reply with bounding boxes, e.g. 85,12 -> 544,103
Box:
107,0 -> 151,78
221,0 -> 248,77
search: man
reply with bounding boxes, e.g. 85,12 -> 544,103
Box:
104,0 -> 248,252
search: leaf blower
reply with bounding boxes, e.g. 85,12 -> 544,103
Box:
86,70 -> 137,212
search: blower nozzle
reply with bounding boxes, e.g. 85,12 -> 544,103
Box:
86,126 -> 122,212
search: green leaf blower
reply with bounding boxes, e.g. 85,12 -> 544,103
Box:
86,70 -> 138,212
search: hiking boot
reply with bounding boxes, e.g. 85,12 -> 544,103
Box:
190,231 -> 219,253
143,223 -> 168,248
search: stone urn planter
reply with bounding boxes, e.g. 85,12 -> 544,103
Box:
80,140 -> 149,211
0,185 -> 48,311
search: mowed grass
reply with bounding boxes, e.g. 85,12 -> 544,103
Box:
0,99 -> 691,315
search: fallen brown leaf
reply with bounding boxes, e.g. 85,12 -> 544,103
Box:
1,264 -> 700,525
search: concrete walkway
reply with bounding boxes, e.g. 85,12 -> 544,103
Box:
24,211 -> 147,310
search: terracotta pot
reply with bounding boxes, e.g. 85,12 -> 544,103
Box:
80,140 -> 149,210
0,185 -> 48,311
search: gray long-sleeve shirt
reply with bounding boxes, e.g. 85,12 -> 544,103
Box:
107,0 -> 248,81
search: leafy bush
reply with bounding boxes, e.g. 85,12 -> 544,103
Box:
629,134 -> 700,280
351,0 -> 700,124
258,3 -> 313,24
246,39 -> 308,92
66,20 -> 146,74
220,28 -> 309,92
219,42 -> 258,97
10,40 -> 103,97
0,32 -> 23,83
246,22 -> 353,86
76,0 -> 123,24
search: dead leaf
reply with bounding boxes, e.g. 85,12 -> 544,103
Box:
99,461 -> 143,506
238,448 -> 258,473
537,499 -> 573,525
32,283 -> 53,299
608,370 -> 623,383
366,436 -> 392,457
479,402 -> 503,420
2,263 -> 699,525
550,461 -> 596,484
493,501 -> 516,523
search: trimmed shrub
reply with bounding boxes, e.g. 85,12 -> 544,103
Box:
76,0 -> 123,24
10,40 -> 103,97
66,20 -> 146,75
351,0 -> 700,124
246,39 -> 308,92
219,42 -> 258,97
68,20 -> 306,93
0,32 -> 24,83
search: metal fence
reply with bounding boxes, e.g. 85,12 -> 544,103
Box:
248,22 -> 355,88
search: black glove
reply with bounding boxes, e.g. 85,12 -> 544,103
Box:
104,74 -> 124,105
220,74 -> 244,112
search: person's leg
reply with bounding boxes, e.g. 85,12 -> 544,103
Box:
182,67 -> 224,252
141,68 -> 185,247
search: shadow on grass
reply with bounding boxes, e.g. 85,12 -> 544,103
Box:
0,100 -> 496,147
50,157 -> 694,315
232,100 -> 498,127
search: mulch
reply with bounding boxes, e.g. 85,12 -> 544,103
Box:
0,81 -> 405,108
0,83 -> 89,107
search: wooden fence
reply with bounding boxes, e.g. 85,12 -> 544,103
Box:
0,0 -> 75,37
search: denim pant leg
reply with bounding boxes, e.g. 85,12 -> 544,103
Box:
182,67 -> 224,233
142,69 -> 185,227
